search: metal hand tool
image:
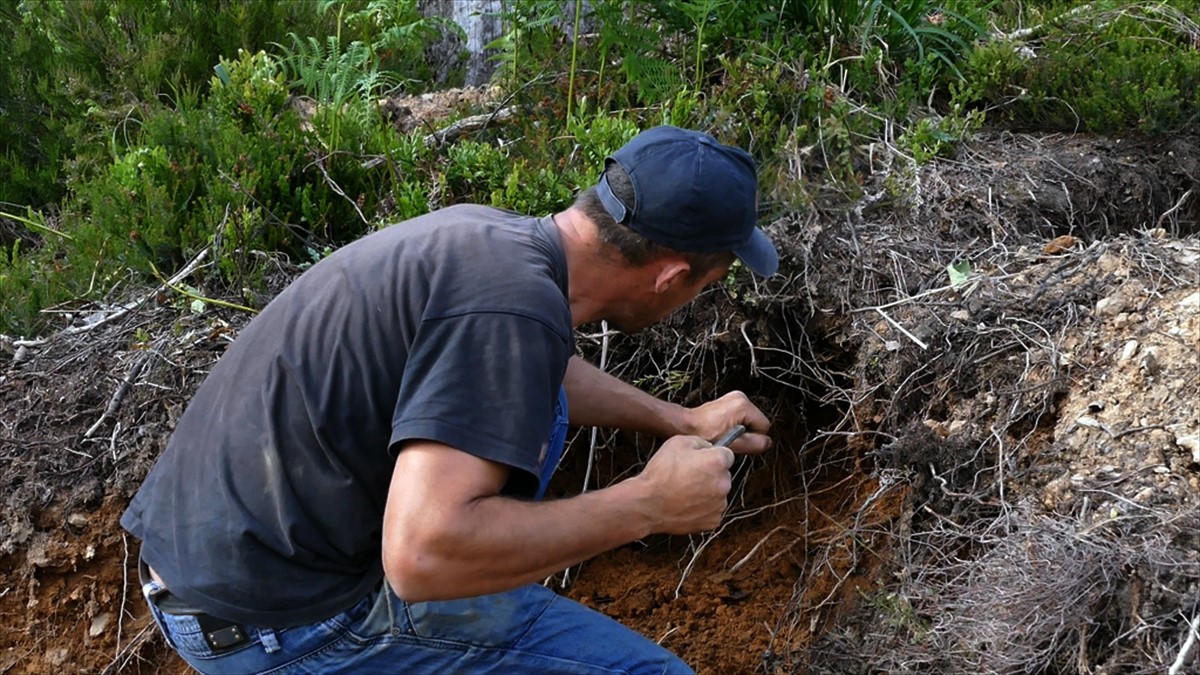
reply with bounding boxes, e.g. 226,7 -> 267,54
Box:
713,424 -> 746,447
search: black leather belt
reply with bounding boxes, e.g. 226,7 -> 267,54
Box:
140,559 -> 250,652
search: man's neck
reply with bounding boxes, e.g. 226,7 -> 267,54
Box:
552,207 -> 642,328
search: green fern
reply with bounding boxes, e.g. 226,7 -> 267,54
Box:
621,53 -> 685,106
590,6 -> 687,106
275,30 -> 396,152
276,34 -> 396,106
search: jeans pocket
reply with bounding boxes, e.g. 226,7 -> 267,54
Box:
156,612 -> 259,660
404,584 -> 554,648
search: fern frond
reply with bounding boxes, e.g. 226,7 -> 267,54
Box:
621,53 -> 684,105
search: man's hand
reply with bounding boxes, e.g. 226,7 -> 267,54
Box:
635,435 -> 735,534
682,391 -> 772,454
563,358 -> 774,453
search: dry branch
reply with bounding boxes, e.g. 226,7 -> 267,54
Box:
1169,613 -> 1200,675
8,248 -> 210,349
361,106 -> 519,170
84,350 -> 154,438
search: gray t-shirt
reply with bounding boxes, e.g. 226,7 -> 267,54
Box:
121,205 -> 573,628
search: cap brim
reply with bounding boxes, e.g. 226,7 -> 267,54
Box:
733,228 -> 778,277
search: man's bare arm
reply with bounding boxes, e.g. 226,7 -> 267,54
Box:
381,437 -> 733,602
564,356 -> 772,453
563,355 -> 688,435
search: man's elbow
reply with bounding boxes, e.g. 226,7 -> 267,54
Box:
383,534 -> 468,603
383,545 -> 438,603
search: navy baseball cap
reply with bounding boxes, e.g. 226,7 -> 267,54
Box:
594,125 -> 778,277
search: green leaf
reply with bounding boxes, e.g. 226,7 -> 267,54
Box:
947,260 -> 971,287
190,299 -> 207,314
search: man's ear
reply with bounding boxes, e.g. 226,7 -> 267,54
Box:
653,259 -> 692,294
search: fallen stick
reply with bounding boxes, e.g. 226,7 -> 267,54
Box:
361,106 -> 519,170
874,307 -> 929,350
1169,612 -> 1199,675
100,623 -> 155,675
1156,188 -> 1193,230
11,248 -> 210,349
84,351 -> 154,438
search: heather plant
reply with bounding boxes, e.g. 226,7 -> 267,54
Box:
0,0 -> 68,210
954,1 -> 1200,134
0,47 -> 394,334
22,0 -> 326,104
1,0 -> 333,205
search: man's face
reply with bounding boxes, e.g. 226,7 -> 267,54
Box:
607,262 -> 732,334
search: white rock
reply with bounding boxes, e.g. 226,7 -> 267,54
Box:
1096,296 -> 1125,316
1178,291 -> 1199,311
26,540 -> 50,568
89,612 -> 113,637
1176,434 -> 1200,463
1098,253 -> 1123,273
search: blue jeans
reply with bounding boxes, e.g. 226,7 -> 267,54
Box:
142,578 -> 692,674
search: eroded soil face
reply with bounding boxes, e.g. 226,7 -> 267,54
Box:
553,436 -> 903,675
1,132 -> 1197,674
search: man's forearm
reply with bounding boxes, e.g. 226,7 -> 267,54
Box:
563,355 -> 693,436
384,477 -> 656,602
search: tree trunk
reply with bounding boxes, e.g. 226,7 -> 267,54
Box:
420,0 -> 503,88
420,0 -> 594,88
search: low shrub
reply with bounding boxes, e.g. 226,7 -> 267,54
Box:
955,1 -> 1200,134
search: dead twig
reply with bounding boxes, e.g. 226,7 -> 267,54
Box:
116,533 -> 129,658
11,248 -> 211,349
309,154 -> 369,226
729,525 -> 804,573
1156,188 -> 1193,231
361,106 -> 520,170
84,351 -> 154,438
100,623 -> 156,675
874,307 -> 928,350
1168,612 -> 1199,675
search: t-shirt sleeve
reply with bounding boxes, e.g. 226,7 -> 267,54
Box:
389,310 -> 570,486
